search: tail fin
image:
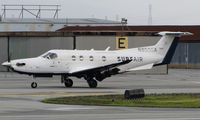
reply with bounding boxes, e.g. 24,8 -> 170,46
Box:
155,32 -> 192,65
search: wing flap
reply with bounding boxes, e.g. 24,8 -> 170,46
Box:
127,63 -> 153,71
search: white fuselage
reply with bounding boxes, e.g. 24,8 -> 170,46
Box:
9,48 -> 161,74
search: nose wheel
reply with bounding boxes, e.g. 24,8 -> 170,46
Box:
31,82 -> 37,88
31,76 -> 38,88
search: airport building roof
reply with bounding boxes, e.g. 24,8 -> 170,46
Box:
58,25 -> 200,41
0,18 -> 121,25
0,18 -> 121,31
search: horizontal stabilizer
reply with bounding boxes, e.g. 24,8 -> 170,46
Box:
158,32 -> 193,36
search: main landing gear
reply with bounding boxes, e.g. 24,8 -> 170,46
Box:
85,76 -> 98,88
62,75 -> 98,88
61,75 -> 73,88
87,79 -> 97,88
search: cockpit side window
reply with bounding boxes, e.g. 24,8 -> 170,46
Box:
42,52 -> 58,59
49,53 -> 58,59
42,53 -> 51,58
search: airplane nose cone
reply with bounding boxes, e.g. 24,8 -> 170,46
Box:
2,61 -> 11,67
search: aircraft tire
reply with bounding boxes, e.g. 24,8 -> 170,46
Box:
64,79 -> 73,87
87,79 -> 97,88
31,82 -> 37,88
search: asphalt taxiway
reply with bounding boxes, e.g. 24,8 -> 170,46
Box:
0,69 -> 200,120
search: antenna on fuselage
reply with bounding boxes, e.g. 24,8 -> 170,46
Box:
105,46 -> 110,51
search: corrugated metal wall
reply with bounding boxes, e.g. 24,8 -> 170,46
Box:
0,37 -> 8,71
189,43 -> 200,65
9,37 -> 74,60
170,42 -> 200,68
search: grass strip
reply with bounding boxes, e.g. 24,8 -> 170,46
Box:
42,94 -> 200,108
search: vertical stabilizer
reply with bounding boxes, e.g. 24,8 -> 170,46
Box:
155,32 -> 192,65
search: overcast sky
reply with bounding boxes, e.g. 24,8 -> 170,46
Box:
0,0 -> 200,25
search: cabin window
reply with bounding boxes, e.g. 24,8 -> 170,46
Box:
72,55 -> 76,61
89,56 -> 94,61
80,56 -> 84,61
102,56 -> 106,62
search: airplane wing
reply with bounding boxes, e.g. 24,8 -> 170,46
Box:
69,60 -> 132,75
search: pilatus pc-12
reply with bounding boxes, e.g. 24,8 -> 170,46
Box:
2,32 -> 192,88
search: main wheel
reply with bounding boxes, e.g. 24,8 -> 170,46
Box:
64,79 -> 73,87
31,82 -> 37,88
87,79 -> 97,88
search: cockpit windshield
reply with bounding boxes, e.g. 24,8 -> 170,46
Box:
42,52 -> 58,59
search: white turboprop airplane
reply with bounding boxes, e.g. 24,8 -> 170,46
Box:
2,32 -> 192,88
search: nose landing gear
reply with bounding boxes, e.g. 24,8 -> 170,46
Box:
31,76 -> 38,88
84,75 -> 98,88
31,82 -> 37,88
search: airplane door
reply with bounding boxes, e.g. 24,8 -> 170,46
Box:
48,53 -> 59,69
43,52 -> 63,73
50,60 -> 58,68
51,60 -> 63,72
